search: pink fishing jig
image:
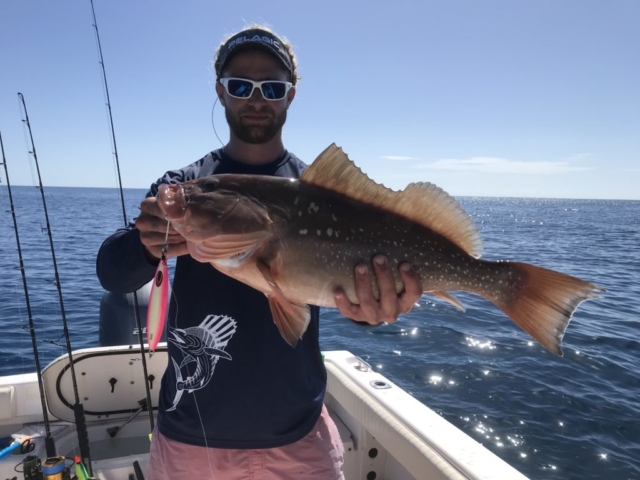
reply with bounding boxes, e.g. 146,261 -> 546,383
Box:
146,220 -> 170,355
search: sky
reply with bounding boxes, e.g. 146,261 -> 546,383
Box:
0,0 -> 638,200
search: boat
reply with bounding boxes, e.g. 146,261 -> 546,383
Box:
0,344 -> 528,479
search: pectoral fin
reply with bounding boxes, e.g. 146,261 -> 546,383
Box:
428,290 -> 466,312
257,260 -> 311,347
189,232 -> 271,262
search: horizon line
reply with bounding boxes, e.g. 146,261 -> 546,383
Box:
2,184 -> 639,202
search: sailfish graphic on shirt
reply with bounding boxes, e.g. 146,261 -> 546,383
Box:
167,314 -> 237,412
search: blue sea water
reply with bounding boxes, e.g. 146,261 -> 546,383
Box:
0,184 -> 638,480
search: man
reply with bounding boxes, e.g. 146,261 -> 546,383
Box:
96,25 -> 422,479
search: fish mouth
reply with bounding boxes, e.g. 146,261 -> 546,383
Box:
157,184 -> 187,220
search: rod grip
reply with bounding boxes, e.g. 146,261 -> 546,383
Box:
74,403 -> 93,477
44,435 -> 57,458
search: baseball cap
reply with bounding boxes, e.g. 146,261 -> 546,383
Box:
215,28 -> 294,80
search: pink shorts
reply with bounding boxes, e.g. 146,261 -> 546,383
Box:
147,405 -> 345,480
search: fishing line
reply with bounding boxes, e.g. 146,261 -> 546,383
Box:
91,21 -> 123,204
162,219 -> 170,257
211,97 -> 225,147
89,0 -> 155,437
16,94 -> 53,353
0,131 -> 57,458
17,92 -> 93,474
91,4 -> 216,476
159,226 -> 216,478
192,389 -> 216,477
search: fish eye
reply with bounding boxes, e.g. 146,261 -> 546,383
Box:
202,178 -> 220,192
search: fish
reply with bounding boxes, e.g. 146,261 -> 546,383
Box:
156,144 -> 604,355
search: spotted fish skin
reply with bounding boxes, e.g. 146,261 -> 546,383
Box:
157,144 -> 603,355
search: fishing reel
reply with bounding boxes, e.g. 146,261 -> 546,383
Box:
19,455 -> 42,480
19,455 -> 74,480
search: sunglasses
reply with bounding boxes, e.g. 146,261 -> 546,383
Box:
219,77 -> 293,101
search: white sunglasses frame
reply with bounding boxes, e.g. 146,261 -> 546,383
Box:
219,77 -> 293,101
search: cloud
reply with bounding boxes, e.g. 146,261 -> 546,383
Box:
380,155 -> 419,161
415,157 -> 593,175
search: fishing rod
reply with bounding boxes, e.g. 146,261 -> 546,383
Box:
89,0 -> 155,432
17,92 -> 93,477
0,132 -> 57,460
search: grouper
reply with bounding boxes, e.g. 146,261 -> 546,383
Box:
157,144 -> 603,355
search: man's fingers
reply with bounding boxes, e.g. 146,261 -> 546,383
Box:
372,255 -> 399,322
334,260 -> 421,326
353,264 -> 381,324
333,288 -> 362,320
140,230 -> 170,246
140,197 -> 164,217
135,213 -> 156,232
398,263 -> 422,313
136,214 -> 176,234
140,231 -> 186,248
137,196 -> 188,262
138,198 -> 180,233
165,242 -> 189,259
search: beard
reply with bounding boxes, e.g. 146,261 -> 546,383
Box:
225,106 -> 288,144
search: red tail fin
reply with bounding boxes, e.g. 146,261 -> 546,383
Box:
494,262 -> 604,355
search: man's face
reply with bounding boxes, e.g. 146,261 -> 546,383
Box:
217,50 -> 295,144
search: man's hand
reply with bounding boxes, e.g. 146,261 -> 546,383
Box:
333,255 -> 422,325
135,197 -> 189,261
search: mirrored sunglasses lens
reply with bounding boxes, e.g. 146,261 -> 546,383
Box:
227,79 -> 253,98
261,82 -> 287,100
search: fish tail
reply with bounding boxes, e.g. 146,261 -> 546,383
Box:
490,262 -> 604,356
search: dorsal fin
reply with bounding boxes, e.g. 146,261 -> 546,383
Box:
301,144 -> 483,258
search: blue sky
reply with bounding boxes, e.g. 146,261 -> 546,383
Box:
1,1 -> 638,199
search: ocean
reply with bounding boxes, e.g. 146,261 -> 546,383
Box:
0,184 -> 638,479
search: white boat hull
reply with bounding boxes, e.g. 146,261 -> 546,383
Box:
0,346 -> 527,479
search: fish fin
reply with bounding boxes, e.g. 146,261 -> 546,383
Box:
256,260 -> 310,347
493,262 -> 604,356
204,347 -> 232,360
302,144 -> 482,258
267,296 -> 311,347
428,290 -> 466,312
